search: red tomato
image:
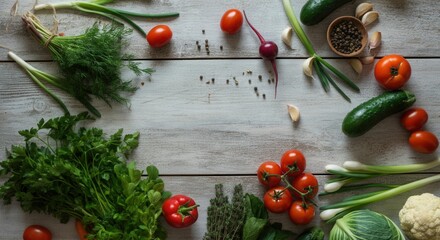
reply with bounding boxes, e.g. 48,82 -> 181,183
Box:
146,25 -> 173,48
263,186 -> 292,213
289,200 -> 315,225
401,108 -> 429,132
220,9 -> 243,34
409,130 -> 439,154
75,220 -> 89,240
257,161 -> 282,188
291,172 -> 319,199
162,194 -> 198,228
23,225 -> 52,240
374,54 -> 412,90
280,149 -> 306,177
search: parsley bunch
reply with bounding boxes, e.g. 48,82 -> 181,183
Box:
0,113 -> 170,239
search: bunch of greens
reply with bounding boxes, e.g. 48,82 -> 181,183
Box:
16,12 -> 154,117
33,0 -> 179,36
0,113 -> 171,239
319,159 -> 440,222
329,210 -> 405,240
282,0 -> 360,102
203,184 -> 293,240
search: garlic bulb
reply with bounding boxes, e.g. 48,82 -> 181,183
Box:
281,27 -> 293,48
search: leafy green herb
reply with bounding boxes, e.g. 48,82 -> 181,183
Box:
15,13 -> 154,117
0,113 -> 171,239
203,184 -> 293,240
33,0 -> 179,36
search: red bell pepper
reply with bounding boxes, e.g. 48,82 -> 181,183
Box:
162,194 -> 199,228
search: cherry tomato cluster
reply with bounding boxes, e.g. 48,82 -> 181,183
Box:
401,107 -> 439,154
257,149 -> 318,225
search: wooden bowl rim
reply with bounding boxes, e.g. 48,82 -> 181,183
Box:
326,16 -> 368,57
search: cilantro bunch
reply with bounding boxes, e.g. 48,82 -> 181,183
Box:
0,113 -> 170,239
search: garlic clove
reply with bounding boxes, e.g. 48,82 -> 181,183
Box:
287,104 -> 300,122
361,11 -> 379,27
360,56 -> 375,65
303,56 -> 315,78
349,58 -> 363,74
281,27 -> 293,48
355,3 -> 374,19
368,31 -> 382,52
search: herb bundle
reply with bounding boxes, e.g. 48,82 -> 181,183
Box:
16,13 -> 153,117
0,113 -> 171,239
34,0 -> 180,36
203,184 -> 293,240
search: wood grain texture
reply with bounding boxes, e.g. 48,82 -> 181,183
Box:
0,0 -> 439,61
1,0 -> 439,239
1,59 -> 439,175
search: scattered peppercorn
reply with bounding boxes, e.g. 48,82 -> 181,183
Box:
202,29 -> 205,34
258,75 -> 262,81
262,94 -> 266,99
248,79 -> 252,84
200,75 -> 203,80
226,79 -> 230,84
211,78 -> 215,84
254,87 -> 258,92
220,45 -> 223,50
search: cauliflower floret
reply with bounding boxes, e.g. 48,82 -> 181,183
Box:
399,193 -> 440,240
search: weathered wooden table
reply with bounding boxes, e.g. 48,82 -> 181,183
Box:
1,0 -> 439,239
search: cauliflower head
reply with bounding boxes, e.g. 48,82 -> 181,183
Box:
399,193 -> 440,240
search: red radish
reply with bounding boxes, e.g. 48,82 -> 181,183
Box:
243,10 -> 279,97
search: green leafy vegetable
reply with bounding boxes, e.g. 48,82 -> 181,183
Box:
282,0 -> 359,102
0,113 -> 171,239
33,0 -> 179,36
15,13 -> 154,117
329,210 -> 405,240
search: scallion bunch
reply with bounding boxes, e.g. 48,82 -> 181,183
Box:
282,0 -> 360,102
34,0 -> 179,36
319,158 -> 440,222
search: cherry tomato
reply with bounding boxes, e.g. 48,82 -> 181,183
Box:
409,130 -> 439,154
374,54 -> 412,90
280,149 -> 306,177
263,186 -> 292,213
146,25 -> 173,48
220,9 -> 243,34
162,194 -> 199,228
289,200 -> 315,225
257,161 -> 282,188
291,172 -> 319,199
23,225 -> 52,240
401,108 -> 429,132
75,220 -> 89,240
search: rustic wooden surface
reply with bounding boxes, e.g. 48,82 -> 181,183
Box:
1,0 -> 439,239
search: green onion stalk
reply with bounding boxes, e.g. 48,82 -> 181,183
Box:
319,158 -> 440,222
282,0 -> 359,102
34,0 -> 179,36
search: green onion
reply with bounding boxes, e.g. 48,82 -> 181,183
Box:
282,0 -> 359,102
34,0 -> 179,37
320,174 -> 440,222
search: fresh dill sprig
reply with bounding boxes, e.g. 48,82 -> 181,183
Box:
16,12 -> 153,117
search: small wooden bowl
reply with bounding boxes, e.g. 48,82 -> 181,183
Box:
327,16 -> 368,57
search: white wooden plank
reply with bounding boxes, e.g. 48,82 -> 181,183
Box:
0,174 -> 439,239
0,0 -> 439,60
1,59 -> 439,175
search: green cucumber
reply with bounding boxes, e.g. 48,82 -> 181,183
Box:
342,90 -> 416,137
300,0 -> 353,26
